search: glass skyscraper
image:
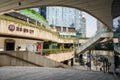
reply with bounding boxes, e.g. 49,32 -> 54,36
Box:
34,6 -> 86,37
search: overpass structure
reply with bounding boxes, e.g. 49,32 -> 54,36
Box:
0,0 -> 113,31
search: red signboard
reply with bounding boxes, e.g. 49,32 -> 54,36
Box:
37,43 -> 42,52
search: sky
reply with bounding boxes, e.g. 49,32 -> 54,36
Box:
83,12 -> 97,37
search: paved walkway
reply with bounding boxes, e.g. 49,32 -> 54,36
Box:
0,66 -> 115,80
72,62 -> 87,70
72,60 -> 101,71
116,68 -> 120,80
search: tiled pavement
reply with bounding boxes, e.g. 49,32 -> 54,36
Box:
0,66 -> 115,80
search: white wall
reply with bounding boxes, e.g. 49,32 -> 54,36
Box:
0,37 -> 42,52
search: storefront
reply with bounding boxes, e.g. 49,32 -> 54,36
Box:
0,37 -> 43,53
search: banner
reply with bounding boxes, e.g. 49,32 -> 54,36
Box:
37,43 -> 42,52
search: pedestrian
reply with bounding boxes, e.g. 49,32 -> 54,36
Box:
100,67 -> 102,71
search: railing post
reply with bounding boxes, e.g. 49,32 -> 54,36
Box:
89,50 -> 92,71
27,18 -> 29,23
87,50 -> 91,70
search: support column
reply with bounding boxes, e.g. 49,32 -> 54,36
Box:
87,50 -> 91,70
79,54 -> 83,65
27,18 -> 29,23
60,43 -> 64,49
112,0 -> 120,75
35,20 -> 37,25
48,41 -> 52,49
109,51 -> 115,73
71,58 -> 74,66
103,61 -> 106,73
89,50 -> 92,70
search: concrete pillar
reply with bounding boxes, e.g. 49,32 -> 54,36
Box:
103,61 -> 106,73
27,18 -> 29,23
35,20 -> 37,25
60,44 -> 64,49
109,52 -> 115,73
89,50 -> 92,70
66,27 -> 68,32
112,0 -> 120,74
61,27 -> 63,32
87,50 -> 91,70
48,41 -> 52,49
41,23 -> 43,27
71,58 -> 74,66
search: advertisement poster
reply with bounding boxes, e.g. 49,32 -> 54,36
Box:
37,43 -> 43,52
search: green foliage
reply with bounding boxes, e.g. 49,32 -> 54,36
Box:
43,49 -> 74,55
18,9 -> 47,24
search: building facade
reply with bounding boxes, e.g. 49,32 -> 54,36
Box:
54,26 -> 76,38
38,6 -> 86,38
39,6 -> 47,19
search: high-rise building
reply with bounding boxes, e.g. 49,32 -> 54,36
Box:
39,6 -> 47,19
38,6 -> 86,37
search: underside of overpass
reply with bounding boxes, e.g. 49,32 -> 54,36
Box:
0,0 -> 113,31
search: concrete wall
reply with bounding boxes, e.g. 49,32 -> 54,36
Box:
0,55 -> 36,66
0,37 -> 41,51
46,51 -> 74,62
0,51 -> 72,68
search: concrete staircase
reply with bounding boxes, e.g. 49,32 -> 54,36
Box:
0,51 -> 72,68
76,30 -> 113,54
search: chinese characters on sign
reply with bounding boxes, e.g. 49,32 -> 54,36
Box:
8,24 -> 34,34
